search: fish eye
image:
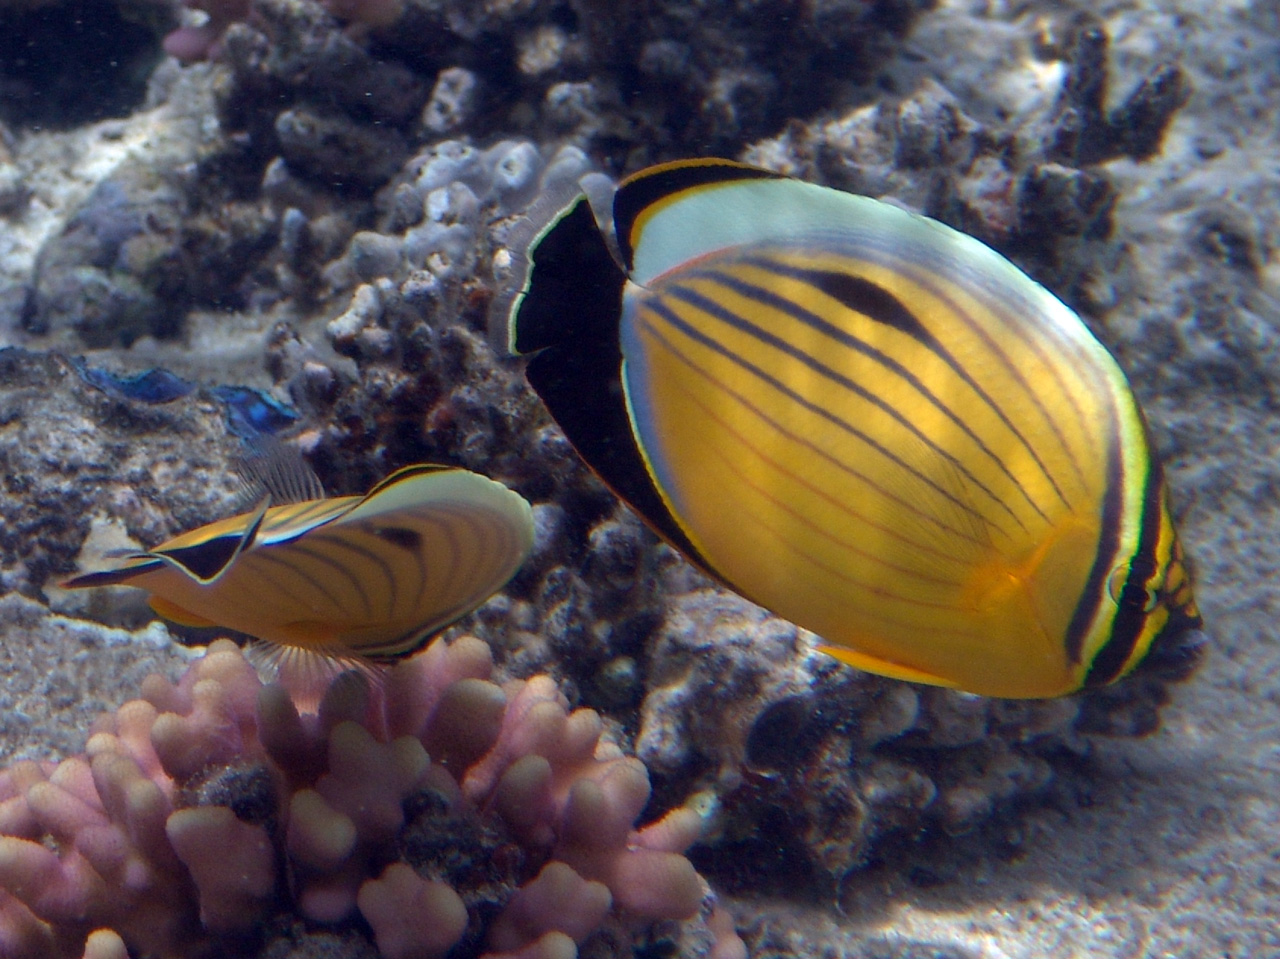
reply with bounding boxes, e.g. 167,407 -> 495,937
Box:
1107,565 -> 1160,612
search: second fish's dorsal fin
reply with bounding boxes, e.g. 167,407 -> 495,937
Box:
235,436 -> 325,507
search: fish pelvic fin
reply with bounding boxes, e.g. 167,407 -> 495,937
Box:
816,642 -> 961,689
246,634 -> 385,714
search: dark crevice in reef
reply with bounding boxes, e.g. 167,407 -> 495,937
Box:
0,0 -> 167,129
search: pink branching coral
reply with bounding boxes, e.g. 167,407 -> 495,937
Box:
0,638 -> 741,959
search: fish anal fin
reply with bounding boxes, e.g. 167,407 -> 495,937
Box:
148,595 -> 218,628
817,643 -> 960,689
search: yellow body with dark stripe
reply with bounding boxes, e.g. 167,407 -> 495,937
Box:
508,159 -> 1200,698
64,465 -> 534,662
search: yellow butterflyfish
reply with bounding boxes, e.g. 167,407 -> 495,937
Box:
65,460 -> 534,700
504,158 -> 1201,698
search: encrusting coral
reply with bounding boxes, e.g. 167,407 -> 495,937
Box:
0,637 -> 742,959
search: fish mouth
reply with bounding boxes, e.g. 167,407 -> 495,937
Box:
1137,616 -> 1207,684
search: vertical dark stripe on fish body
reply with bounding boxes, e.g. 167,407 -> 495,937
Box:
1084,453 -> 1166,686
1064,424 -> 1127,665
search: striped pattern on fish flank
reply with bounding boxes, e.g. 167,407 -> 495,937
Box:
627,230 -> 1155,683
637,287 -> 1013,550
1065,419 -> 1125,667
653,258 -> 1043,534
234,502 -> 529,659
633,243 -> 1112,513
508,158 -> 1200,698
734,256 -> 1080,511
64,465 -> 536,673
146,485 -> 528,659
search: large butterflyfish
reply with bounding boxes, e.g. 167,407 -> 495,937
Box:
502,158 -> 1201,699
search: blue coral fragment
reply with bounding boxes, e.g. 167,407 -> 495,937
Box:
71,358 -> 301,438
210,385 -> 301,438
71,358 -> 195,405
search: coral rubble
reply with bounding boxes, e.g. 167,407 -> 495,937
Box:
160,0 -> 931,156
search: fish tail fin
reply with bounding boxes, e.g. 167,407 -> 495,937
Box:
491,171 -> 621,355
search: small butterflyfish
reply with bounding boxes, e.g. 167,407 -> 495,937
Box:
65,451 -> 534,703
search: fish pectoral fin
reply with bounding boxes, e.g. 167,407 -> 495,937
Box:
1022,517 -> 1098,640
816,643 -> 960,689
148,595 -> 219,628
961,516 -> 1096,639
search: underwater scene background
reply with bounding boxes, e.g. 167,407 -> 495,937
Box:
0,0 -> 1276,956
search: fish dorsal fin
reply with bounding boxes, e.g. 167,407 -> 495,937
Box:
338,463 -> 526,531
353,462 -> 454,504
150,495 -> 271,584
235,436 -> 325,507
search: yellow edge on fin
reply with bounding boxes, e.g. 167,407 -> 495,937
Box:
149,595 -> 218,628
817,643 -> 960,689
